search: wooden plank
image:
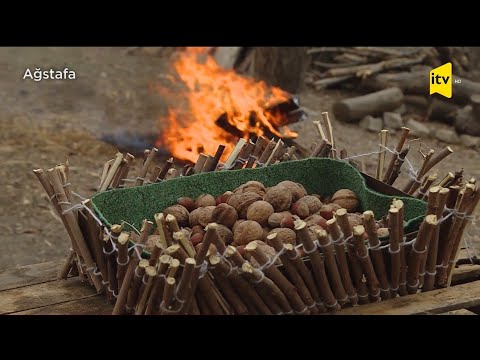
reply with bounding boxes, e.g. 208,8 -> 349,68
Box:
0,261 -> 63,291
337,280 -> 480,315
10,296 -> 113,315
0,277 -> 98,315
440,309 -> 477,315
451,264 -> 480,284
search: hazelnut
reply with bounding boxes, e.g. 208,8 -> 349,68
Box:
196,194 -> 217,207
163,205 -> 190,227
264,185 -> 292,212
280,215 -> 295,229
216,191 -> 233,205
298,195 -> 323,214
331,189 -> 359,212
190,232 -> 204,246
233,220 -> 264,246
277,181 -> 306,202
305,214 -> 328,230
227,192 -> 263,219
319,203 -> 342,220
236,245 -> 246,256
268,213 -> 284,228
177,197 -> 197,212
247,201 -> 274,225
191,225 -> 205,236
291,201 -> 310,219
211,203 -> 238,228
267,228 -> 296,246
189,206 -> 215,227
216,224 -> 234,245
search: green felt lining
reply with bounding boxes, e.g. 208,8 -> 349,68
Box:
91,158 -> 427,238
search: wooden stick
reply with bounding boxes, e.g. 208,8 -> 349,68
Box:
256,138 -> 276,166
376,130 -> 389,180
98,159 -> 114,190
245,155 -> 257,168
173,231 -> 195,258
222,139 -> 246,169
117,153 -> 135,188
362,211 -> 391,300
312,120 -> 327,141
208,255 -> 249,315
204,145 -> 226,172
58,250 -> 75,280
135,266 -> 157,315
264,139 -> 283,166
241,261 -> 293,314
392,199 -> 408,296
135,147 -> 158,186
193,153 -> 208,174
403,149 -> 435,194
267,233 -> 319,313
383,127 -> 410,182
165,214 -> 181,235
47,167 -> 103,293
352,225 -> 381,302
148,240 -> 163,267
335,208 -> 370,304
436,185 -> 474,286
309,139 -> 327,158
155,157 -> 174,182
294,220 -> 339,310
423,187 -> 449,292
154,213 -> 171,248
100,152 -> 124,191
172,257 -> 196,311
314,229 -> 349,304
418,186 -> 440,288
388,207 -> 401,298
386,146 -> 410,186
246,241 -> 309,314
160,277 -> 177,314
326,217 -> 358,305
125,259 -> 149,313
416,173 -> 437,200
252,136 -> 267,158
321,112 -> 335,155
116,232 -> 130,290
406,215 -> 438,294
446,185 -> 480,285
145,254 -> 171,315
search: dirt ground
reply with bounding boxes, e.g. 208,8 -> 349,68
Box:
1,47 -> 479,270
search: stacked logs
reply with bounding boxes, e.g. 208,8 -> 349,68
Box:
34,119 -> 479,314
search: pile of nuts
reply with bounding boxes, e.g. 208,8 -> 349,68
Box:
150,180 -> 386,262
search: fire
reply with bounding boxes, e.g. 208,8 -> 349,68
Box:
154,47 -> 297,163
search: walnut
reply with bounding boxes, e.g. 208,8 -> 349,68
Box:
177,197 -> 197,212
247,201 -> 274,226
234,181 -> 266,196
211,203 -> 238,228
163,205 -> 190,227
298,195 -> 323,214
264,185 -> 292,212
216,224 -> 234,245
233,220 -> 264,246
189,206 -> 215,227
196,194 -> 217,207
268,212 -> 284,228
319,203 -> 342,220
145,235 -> 160,252
232,219 -> 246,233
227,192 -> 263,219
291,200 -> 310,219
347,213 -> 363,228
331,189 -> 359,212
277,181 -> 306,202
267,228 -> 296,246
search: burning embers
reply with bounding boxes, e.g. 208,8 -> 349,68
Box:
155,47 -> 304,163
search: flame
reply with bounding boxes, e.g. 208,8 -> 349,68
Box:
154,47 -> 296,163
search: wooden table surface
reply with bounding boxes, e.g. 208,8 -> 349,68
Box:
1,253 -> 479,315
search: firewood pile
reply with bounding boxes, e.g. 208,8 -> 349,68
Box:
33,114 -> 480,315
306,47 -> 480,139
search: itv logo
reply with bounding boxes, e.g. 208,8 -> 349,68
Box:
429,62 -> 461,99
